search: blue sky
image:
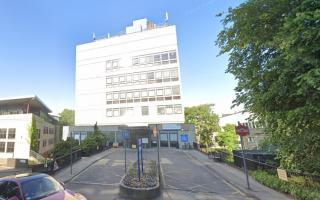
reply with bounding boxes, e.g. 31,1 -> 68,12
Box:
0,0 -> 242,114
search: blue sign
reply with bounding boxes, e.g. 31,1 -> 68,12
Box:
121,130 -> 130,140
180,134 -> 188,142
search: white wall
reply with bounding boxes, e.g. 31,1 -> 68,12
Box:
0,114 -> 32,159
75,24 -> 184,126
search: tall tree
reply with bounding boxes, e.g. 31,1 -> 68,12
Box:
216,0 -> 320,172
217,124 -> 238,151
59,109 -> 75,126
185,104 -> 220,148
28,115 -> 39,152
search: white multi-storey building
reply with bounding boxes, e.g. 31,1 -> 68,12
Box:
75,19 -> 184,126
65,18 -> 195,149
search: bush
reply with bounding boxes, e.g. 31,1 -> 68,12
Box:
207,147 -> 234,164
251,170 -> 320,200
80,131 -> 107,156
51,138 -> 80,158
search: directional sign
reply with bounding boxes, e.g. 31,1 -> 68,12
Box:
180,134 -> 189,142
235,124 -> 249,137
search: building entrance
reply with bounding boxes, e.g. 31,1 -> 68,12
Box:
160,131 -> 178,148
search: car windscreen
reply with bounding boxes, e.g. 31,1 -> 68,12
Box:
21,176 -> 63,200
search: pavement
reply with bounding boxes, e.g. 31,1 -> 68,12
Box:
0,166 -> 31,178
54,148 -> 116,183
53,148 -> 292,200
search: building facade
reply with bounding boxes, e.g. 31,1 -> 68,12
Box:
75,18 -> 184,126
66,18 -> 194,148
0,96 -> 61,166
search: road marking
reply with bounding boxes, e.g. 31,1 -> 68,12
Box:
71,181 -> 120,186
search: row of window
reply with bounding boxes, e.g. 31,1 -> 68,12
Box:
0,142 -> 14,153
106,104 -> 182,117
42,127 -> 55,135
106,86 -> 181,105
0,128 -> 16,139
157,105 -> 182,115
106,68 -> 179,88
133,51 -> 177,66
105,50 -> 177,71
42,138 -> 54,148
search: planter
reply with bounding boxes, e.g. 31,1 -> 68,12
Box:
119,160 -> 160,199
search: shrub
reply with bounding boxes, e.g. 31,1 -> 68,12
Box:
251,170 -> 320,200
51,138 -> 80,158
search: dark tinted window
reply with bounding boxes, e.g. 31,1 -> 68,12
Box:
7,181 -> 22,200
0,181 -> 8,198
21,176 -> 63,200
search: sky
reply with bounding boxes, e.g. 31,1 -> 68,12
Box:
0,0 -> 243,115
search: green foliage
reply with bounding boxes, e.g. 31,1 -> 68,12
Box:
28,115 -> 39,152
216,0 -> 320,173
59,109 -> 75,126
184,104 -> 220,147
216,124 -> 238,151
51,138 -> 80,158
208,147 -> 234,164
80,122 -> 107,156
251,170 -> 320,200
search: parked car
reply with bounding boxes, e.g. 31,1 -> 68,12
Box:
0,173 -> 86,200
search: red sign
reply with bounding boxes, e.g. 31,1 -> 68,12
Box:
235,124 -> 249,137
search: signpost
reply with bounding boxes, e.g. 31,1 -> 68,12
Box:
121,130 -> 130,173
235,122 -> 250,189
153,125 -> 160,181
137,139 -> 141,181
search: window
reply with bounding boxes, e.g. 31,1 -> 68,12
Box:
156,89 -> 164,96
134,91 -> 140,98
133,73 -> 140,81
170,69 -> 178,78
169,51 -> 177,63
106,109 -> 113,117
127,107 -> 133,116
155,71 -> 162,79
8,128 -> 16,139
157,106 -> 165,115
127,92 -> 133,99
113,77 -> 119,84
139,57 -> 146,65
166,105 -> 173,114
7,181 -> 22,200
133,57 -> 139,65
106,93 -> 112,100
154,54 -> 161,64
172,86 -> 180,95
174,105 -> 182,114
163,71 -> 170,78
42,140 -> 46,147
147,72 -> 154,80
120,92 -> 126,99
49,138 -> 54,145
106,77 -> 112,85
106,61 -> 112,70
0,142 -> 5,152
0,129 -> 6,139
6,142 -> 14,153
146,55 -> 153,64
127,74 -> 132,83
141,106 -> 149,116
141,90 -> 148,97
112,60 -> 119,68
44,127 -> 49,134
120,108 -> 126,116
148,89 -> 155,97
113,109 -> 119,117
165,87 -> 172,96
140,73 -> 147,80
119,76 -> 125,83
161,53 -> 169,64
113,92 -> 119,100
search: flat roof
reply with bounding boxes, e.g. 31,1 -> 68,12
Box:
0,95 -> 52,113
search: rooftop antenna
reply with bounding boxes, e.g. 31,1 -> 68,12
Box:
93,32 -> 96,41
165,11 -> 169,24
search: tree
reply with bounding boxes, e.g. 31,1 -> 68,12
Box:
80,122 -> 107,156
51,138 -> 79,158
216,0 -> 320,172
184,104 -> 220,149
216,124 -> 238,151
59,109 -> 75,126
28,115 -> 39,152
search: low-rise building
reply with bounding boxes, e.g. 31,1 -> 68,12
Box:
0,96 -> 61,167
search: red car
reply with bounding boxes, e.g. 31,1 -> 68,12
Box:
0,173 -> 86,200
